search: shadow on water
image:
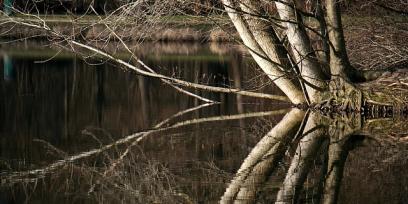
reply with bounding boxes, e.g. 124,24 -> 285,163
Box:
1,41 -> 408,204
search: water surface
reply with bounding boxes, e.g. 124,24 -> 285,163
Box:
1,41 -> 408,204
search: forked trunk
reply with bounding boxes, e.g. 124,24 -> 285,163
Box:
221,0 -> 306,104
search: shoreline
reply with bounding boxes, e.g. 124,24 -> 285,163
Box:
0,15 -> 238,42
0,14 -> 406,43
1,14 -> 407,71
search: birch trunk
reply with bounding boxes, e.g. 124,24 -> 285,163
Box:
275,0 -> 328,103
222,0 -> 306,104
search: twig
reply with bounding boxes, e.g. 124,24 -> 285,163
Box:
4,15 -> 290,102
1,108 -> 289,185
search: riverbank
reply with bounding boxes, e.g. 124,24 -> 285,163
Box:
0,15 -> 237,42
1,14 -> 407,71
1,14 -> 406,42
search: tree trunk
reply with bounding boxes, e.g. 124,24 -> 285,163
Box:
275,0 -> 329,103
325,0 -> 360,81
221,0 -> 306,104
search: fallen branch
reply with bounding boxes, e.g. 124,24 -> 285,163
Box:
3,14 -> 290,103
71,40 -> 290,102
89,6 -> 216,103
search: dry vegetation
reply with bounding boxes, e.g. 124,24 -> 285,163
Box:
345,16 -> 408,71
2,1 -> 408,203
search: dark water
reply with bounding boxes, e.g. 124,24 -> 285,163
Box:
1,41 -> 408,204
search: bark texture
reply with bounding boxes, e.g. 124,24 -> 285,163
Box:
275,0 -> 328,103
325,0 -> 360,81
222,0 -> 306,104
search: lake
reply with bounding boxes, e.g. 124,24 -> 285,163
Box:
1,41 -> 408,204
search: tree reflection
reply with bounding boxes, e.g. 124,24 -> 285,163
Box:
221,110 -> 366,204
1,44 -> 408,202
1,102 -> 407,203
221,109 -> 305,203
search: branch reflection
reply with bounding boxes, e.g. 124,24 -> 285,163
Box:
222,110 -> 366,204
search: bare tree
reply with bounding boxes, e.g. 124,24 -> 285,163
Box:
2,0 -> 407,110
1,1 -> 408,203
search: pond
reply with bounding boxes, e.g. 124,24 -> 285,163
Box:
1,41 -> 408,204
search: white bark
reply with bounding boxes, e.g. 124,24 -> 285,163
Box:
239,0 -> 292,71
275,0 -> 328,103
222,0 -> 306,104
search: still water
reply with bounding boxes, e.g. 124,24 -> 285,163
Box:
1,41 -> 408,204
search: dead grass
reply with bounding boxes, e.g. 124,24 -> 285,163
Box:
344,16 -> 408,71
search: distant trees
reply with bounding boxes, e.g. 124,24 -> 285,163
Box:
9,0 -> 119,14
5,0 -> 407,16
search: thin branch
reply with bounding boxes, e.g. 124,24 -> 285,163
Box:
3,14 -> 290,102
89,6 -> 216,103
